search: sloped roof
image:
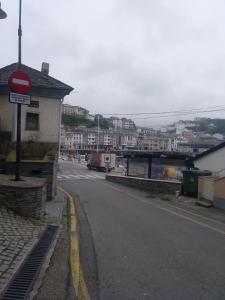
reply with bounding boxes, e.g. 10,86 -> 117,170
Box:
193,141 -> 225,161
0,63 -> 73,98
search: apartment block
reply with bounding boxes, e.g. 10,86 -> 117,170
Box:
108,117 -> 136,130
61,126 -> 138,152
62,104 -> 89,117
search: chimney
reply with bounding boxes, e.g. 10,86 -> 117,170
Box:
41,62 -> 49,75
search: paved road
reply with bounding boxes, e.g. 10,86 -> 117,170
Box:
58,160 -> 105,181
59,161 -> 225,300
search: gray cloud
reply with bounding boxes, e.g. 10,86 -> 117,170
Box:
2,0 -> 225,127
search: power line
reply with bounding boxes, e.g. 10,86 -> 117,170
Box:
132,108 -> 225,119
102,106 -> 225,116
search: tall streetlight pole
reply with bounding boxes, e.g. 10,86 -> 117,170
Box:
15,0 -> 22,180
1,1 -> 26,181
97,115 -> 100,153
0,2 -> 7,19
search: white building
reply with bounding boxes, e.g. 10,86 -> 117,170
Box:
121,135 -> 137,148
88,133 -> 96,145
62,104 -> 89,117
175,121 -> 186,135
111,118 -> 123,129
104,134 -> 112,145
109,117 -> 136,130
0,63 -> 73,144
74,133 -> 83,145
64,132 -> 75,150
193,142 -> 225,176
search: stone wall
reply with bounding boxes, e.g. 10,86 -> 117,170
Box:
106,174 -> 181,194
0,175 -> 47,219
3,161 -> 57,201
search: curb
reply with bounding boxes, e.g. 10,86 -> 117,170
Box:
58,187 -> 90,300
29,226 -> 61,299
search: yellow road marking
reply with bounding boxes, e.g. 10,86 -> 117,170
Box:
58,187 -> 90,300
104,182 -> 225,236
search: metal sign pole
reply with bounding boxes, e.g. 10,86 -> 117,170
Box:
15,0 -> 22,181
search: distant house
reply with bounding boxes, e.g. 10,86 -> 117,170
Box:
193,141 -> 225,176
176,143 -> 213,154
62,104 -> 89,117
0,63 -> 73,144
109,117 -> 136,130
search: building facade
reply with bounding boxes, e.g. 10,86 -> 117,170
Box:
108,117 -> 136,130
0,63 -> 73,145
61,126 -> 138,152
62,104 -> 89,117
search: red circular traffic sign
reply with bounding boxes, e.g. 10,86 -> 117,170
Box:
8,70 -> 32,94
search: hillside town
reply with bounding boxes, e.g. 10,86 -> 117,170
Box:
1,1 -> 225,299
61,103 -> 224,154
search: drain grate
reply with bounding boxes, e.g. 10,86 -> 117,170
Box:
0,225 -> 59,300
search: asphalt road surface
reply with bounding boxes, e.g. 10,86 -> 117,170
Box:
59,160 -> 225,300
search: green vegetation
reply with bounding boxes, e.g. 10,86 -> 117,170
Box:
189,118 -> 225,135
208,119 -> 225,134
62,114 -> 96,128
94,115 -> 110,129
62,114 -> 110,129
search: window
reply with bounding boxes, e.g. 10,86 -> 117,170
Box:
26,113 -> 39,131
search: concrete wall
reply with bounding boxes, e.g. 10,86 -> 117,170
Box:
194,147 -> 225,175
198,176 -> 214,201
0,175 -> 47,219
0,96 -> 14,133
198,176 -> 225,210
106,174 -> 181,194
214,177 -> 225,210
4,161 -> 57,201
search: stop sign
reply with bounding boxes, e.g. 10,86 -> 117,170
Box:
8,71 -> 32,94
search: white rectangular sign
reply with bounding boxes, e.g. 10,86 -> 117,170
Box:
9,92 -> 31,105
12,78 -> 30,86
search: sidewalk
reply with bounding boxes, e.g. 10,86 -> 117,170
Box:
0,189 -> 71,299
147,191 -> 225,224
33,189 -> 74,300
0,207 -> 42,292
172,195 -> 225,224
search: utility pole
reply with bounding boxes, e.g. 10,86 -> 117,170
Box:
15,0 -> 22,181
97,115 -> 100,152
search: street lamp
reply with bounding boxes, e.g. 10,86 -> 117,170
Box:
15,0 -> 22,180
1,1 -> 24,181
0,2 -> 7,19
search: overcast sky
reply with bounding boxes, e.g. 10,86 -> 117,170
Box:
1,0 -> 225,127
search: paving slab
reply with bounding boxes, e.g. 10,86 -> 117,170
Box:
0,189 -> 67,295
0,206 -> 44,293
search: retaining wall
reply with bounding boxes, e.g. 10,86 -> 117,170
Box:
0,175 -> 47,219
106,174 -> 181,194
3,161 -> 57,201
